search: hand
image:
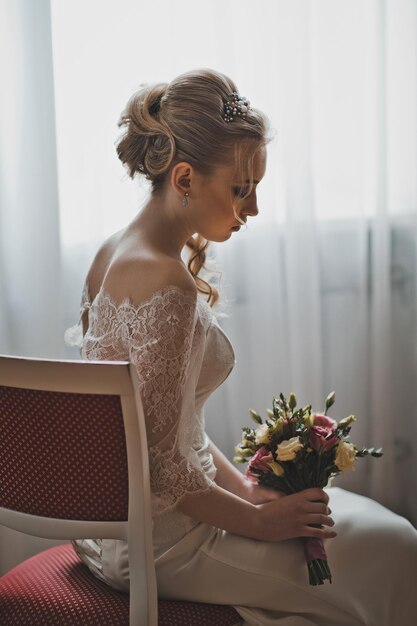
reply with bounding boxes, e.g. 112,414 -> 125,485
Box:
255,487 -> 336,543
240,477 -> 287,505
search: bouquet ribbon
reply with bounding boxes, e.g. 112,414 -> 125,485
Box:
303,537 -> 332,585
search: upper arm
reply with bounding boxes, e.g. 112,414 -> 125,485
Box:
110,261 -> 209,515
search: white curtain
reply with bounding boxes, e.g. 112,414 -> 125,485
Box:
1,0 -> 416,575
0,0 -> 66,575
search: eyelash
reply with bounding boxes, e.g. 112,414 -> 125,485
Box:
233,187 -> 250,198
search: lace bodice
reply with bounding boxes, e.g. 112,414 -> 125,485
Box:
64,281 -> 236,520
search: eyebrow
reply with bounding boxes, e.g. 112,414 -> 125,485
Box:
242,179 -> 260,184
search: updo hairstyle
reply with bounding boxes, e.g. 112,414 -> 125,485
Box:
116,68 -> 271,306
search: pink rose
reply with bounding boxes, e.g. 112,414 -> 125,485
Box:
246,446 -> 273,481
309,413 -> 338,453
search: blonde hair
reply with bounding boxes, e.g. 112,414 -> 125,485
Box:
116,68 -> 272,306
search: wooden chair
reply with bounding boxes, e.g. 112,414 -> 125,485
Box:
0,355 -> 242,625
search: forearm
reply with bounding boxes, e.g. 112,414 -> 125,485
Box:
177,482 -> 261,539
176,438 -> 267,538
177,482 -> 336,544
208,436 -> 246,499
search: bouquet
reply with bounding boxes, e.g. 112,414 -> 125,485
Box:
233,391 -> 382,586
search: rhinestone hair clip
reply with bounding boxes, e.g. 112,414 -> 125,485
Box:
223,92 -> 251,123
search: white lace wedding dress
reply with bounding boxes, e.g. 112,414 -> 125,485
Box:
65,282 -> 417,626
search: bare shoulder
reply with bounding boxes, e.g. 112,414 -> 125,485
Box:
102,252 -> 197,307
85,229 -> 125,298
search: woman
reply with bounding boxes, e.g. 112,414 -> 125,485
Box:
65,68 -> 417,625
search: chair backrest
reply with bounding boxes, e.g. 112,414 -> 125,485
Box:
0,355 -> 157,625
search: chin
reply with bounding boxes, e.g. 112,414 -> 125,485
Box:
204,232 -> 232,242
218,232 -> 233,242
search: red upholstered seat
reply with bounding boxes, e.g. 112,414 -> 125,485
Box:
0,544 -> 242,625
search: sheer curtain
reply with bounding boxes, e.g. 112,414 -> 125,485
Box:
1,0 -> 416,575
0,0 -> 65,576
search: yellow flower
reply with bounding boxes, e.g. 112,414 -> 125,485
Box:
304,412 -> 315,429
276,436 -> 304,462
334,441 -> 356,472
271,418 -> 285,436
255,423 -> 271,445
338,415 -> 356,429
268,460 -> 284,476
242,438 -> 255,448
234,445 -> 253,458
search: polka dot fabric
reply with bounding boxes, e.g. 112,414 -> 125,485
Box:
158,600 -> 242,625
0,544 -> 243,625
0,386 -> 128,520
0,544 -> 129,625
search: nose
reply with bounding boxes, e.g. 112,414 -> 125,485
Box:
244,203 -> 259,219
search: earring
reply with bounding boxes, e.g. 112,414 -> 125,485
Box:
182,192 -> 189,208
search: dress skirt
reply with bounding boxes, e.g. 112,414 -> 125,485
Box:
73,487 -> 417,626
154,487 -> 417,626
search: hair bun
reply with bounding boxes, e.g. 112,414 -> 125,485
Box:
148,88 -> 164,116
116,82 -> 175,180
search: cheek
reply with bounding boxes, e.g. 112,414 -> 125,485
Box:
220,196 -> 234,217
208,193 -> 233,220
200,182 -> 236,226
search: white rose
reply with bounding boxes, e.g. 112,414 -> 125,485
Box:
335,441 -> 356,472
276,436 -> 304,462
255,423 -> 270,445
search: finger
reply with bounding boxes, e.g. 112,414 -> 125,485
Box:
305,514 -> 335,527
306,502 -> 330,515
301,488 -> 329,505
302,525 -> 337,540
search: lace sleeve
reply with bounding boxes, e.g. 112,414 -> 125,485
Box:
127,286 -> 215,516
64,281 -> 91,350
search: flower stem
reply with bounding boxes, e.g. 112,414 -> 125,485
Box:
307,559 -> 332,585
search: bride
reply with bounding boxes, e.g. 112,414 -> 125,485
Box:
66,67 -> 417,625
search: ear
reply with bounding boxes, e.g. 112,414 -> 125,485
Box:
170,161 -> 193,194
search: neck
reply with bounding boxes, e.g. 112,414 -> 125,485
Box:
130,191 -> 195,260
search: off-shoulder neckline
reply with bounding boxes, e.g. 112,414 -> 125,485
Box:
72,280 -> 233,361
84,282 -> 212,314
